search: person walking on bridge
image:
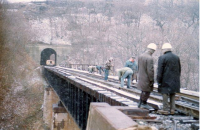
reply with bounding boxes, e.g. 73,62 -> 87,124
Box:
104,57 -> 113,81
117,67 -> 133,88
157,43 -> 181,115
137,43 -> 157,110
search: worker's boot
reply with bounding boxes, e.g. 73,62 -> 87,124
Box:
170,110 -> 175,115
157,109 -> 169,115
158,94 -> 170,115
138,100 -> 142,108
140,101 -> 154,110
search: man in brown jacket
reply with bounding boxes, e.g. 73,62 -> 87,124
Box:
137,43 -> 157,110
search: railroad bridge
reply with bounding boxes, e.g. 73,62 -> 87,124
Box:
41,48 -> 199,130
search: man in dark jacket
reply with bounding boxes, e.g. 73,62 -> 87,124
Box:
157,43 -> 181,115
137,43 -> 157,110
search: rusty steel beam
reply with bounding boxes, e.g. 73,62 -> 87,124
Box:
128,116 -> 157,120
116,107 -> 149,117
175,101 -> 199,119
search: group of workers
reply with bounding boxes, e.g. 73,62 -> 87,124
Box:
88,65 -> 104,74
88,42 -> 181,115
137,43 -> 181,115
87,57 -> 114,82
118,43 -> 181,115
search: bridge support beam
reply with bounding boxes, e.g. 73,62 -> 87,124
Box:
43,87 -> 59,129
51,102 -> 80,130
52,103 -> 68,130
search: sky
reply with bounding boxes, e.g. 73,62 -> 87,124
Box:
7,0 -> 46,3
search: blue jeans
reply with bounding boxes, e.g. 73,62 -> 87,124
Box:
96,66 -> 102,74
121,70 -> 133,88
104,69 -> 109,80
98,69 -> 102,74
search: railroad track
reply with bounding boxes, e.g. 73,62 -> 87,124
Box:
46,66 -> 199,119
56,66 -> 199,101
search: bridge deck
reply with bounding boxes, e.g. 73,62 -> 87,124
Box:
43,66 -> 199,130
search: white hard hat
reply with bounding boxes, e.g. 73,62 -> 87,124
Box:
162,43 -> 172,49
147,43 -> 157,50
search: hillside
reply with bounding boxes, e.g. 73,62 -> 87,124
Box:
0,4 -> 47,130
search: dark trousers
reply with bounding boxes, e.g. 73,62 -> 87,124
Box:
140,91 -> 150,102
132,73 -> 137,80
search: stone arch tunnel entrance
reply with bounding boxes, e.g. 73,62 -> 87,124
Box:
40,48 -> 57,66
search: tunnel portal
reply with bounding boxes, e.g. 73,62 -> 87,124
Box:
40,48 -> 57,66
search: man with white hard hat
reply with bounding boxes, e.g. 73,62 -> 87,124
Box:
137,43 -> 157,110
157,43 -> 181,115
